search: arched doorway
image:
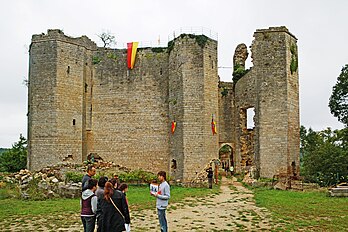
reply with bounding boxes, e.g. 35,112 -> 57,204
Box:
219,144 -> 233,170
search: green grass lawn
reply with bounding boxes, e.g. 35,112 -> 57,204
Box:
0,184 -> 219,221
254,188 -> 348,231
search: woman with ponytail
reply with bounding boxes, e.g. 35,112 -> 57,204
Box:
96,182 -> 130,231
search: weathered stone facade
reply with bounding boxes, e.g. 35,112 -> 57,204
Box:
28,26 -> 300,182
219,26 -> 300,178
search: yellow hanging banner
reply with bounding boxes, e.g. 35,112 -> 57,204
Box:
131,42 -> 139,69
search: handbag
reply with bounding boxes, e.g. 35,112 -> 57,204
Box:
110,198 -> 125,220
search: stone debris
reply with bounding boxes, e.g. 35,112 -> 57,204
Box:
329,182 -> 348,197
1,161 -> 130,199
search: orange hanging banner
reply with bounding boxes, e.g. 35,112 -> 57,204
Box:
127,42 -> 139,69
211,118 -> 217,135
171,121 -> 177,134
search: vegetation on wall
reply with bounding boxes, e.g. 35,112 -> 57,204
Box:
220,87 -> 229,97
107,52 -> 117,61
167,40 -> 175,53
167,34 -> 210,54
151,47 -> 166,53
232,64 -> 249,83
193,34 -> 209,48
290,44 -> 298,74
92,56 -> 101,65
169,98 -> 177,105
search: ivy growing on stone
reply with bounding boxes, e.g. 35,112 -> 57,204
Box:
194,35 -> 209,48
290,44 -> 298,74
221,87 -> 229,97
92,56 -> 101,65
232,64 -> 249,83
167,40 -> 175,54
151,47 -> 165,53
107,52 -> 117,60
167,34 -> 210,54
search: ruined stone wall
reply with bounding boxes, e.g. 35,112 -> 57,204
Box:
91,47 -> 170,172
218,82 -> 234,145
234,71 -> 257,173
251,27 -> 299,177
224,26 -> 300,178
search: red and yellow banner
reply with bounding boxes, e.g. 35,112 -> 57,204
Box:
171,121 -> 177,134
127,42 -> 139,69
211,118 -> 217,135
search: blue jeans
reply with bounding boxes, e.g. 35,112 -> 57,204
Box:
81,216 -> 96,232
157,208 -> 168,232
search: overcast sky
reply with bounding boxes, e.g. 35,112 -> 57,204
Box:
0,0 -> 347,148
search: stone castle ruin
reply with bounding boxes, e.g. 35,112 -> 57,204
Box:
27,26 -> 300,183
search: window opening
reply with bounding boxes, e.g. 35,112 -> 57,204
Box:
246,107 -> 255,129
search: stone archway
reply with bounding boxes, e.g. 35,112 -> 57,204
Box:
219,144 -> 233,170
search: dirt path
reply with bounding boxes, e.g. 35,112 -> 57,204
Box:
131,177 -> 281,231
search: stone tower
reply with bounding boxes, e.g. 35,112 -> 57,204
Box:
27,29 -> 97,170
231,26 -> 300,178
168,35 -> 219,181
252,27 -> 300,177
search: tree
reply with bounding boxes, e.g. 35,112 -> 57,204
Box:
301,126 -> 348,186
329,64 -> 348,126
0,134 -> 27,172
97,31 -> 116,48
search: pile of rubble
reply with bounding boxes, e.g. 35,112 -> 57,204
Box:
1,161 -> 130,199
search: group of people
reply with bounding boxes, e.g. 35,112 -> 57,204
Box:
80,165 -> 170,232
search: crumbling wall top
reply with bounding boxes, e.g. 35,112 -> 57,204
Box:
255,26 -> 297,40
31,29 -> 97,50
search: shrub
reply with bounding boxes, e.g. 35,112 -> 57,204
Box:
232,64 -> 249,83
0,135 -> 27,172
65,172 -> 84,183
119,169 -> 157,184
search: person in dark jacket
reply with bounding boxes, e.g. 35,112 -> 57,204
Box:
82,165 -> 96,191
206,166 -> 213,189
96,182 -> 130,232
95,176 -> 108,199
118,183 -> 130,232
